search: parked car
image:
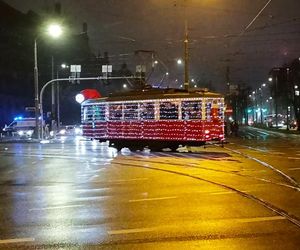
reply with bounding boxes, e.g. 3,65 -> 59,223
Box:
57,125 -> 82,136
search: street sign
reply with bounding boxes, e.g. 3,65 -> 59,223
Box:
70,65 -> 81,73
136,65 -> 146,73
102,65 -> 112,73
70,65 -> 81,83
25,107 -> 35,111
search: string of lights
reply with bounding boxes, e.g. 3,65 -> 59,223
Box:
81,97 -> 225,141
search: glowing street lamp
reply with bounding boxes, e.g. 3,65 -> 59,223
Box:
177,59 -> 183,65
34,23 -> 63,139
268,77 -> 272,82
47,24 -> 63,38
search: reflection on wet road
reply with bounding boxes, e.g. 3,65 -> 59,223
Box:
0,130 -> 300,249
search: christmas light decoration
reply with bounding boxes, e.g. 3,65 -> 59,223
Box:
81,96 -> 225,142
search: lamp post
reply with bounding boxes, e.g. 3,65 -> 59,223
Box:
34,39 -> 40,139
33,23 -> 63,139
57,63 -> 69,130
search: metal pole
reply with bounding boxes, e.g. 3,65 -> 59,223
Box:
51,56 -> 56,126
39,76 -> 139,139
184,20 -> 189,91
34,39 -> 40,140
260,90 -> 263,124
56,70 -> 60,130
286,68 -> 290,130
275,75 -> 278,127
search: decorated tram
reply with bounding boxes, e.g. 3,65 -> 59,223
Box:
81,88 -> 225,151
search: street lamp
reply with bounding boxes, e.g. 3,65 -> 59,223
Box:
47,24 -> 63,38
34,23 -> 63,139
177,59 -> 183,65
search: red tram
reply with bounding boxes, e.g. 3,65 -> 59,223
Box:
81,88 -> 225,151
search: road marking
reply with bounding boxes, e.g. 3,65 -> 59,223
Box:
129,196 -> 177,202
289,168 -> 300,171
29,204 -> 84,211
108,227 -> 155,235
288,157 -> 300,160
107,178 -> 148,183
272,152 -> 285,155
107,216 -> 285,235
0,238 -> 35,244
210,191 -> 235,195
238,216 -> 285,223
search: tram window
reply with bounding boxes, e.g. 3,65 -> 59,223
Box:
82,106 -> 93,122
205,101 -> 212,121
182,101 -> 202,120
82,106 -> 88,121
159,101 -> 178,120
109,104 -> 123,120
93,104 -> 106,121
124,103 -> 138,120
140,102 -> 155,120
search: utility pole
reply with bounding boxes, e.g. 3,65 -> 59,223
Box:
51,56 -> 56,129
275,74 -> 278,128
184,20 -> 189,91
34,39 -> 40,140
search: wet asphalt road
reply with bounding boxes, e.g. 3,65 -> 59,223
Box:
0,127 -> 300,249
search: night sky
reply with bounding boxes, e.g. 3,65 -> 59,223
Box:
4,0 -> 300,92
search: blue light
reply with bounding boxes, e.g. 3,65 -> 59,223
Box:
14,116 -> 23,121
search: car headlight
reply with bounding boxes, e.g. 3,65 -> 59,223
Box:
26,130 -> 33,136
75,128 -> 82,134
59,129 -> 66,135
18,130 -> 24,136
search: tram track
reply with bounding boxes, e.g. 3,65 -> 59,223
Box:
0,148 -> 299,191
110,160 -> 300,229
1,148 -> 300,229
116,156 -> 300,191
216,144 -> 300,189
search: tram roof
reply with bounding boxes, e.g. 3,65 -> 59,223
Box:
83,87 -> 223,104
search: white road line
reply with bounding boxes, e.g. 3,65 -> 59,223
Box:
210,191 -> 235,195
129,196 -> 177,202
108,227 -> 155,235
288,157 -> 300,160
289,167 -> 300,171
107,216 -> 285,235
29,204 -> 84,211
272,152 -> 285,155
107,178 -> 148,183
0,238 -> 35,244
238,216 -> 285,223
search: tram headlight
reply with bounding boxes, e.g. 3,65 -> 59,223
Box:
75,94 -> 85,104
